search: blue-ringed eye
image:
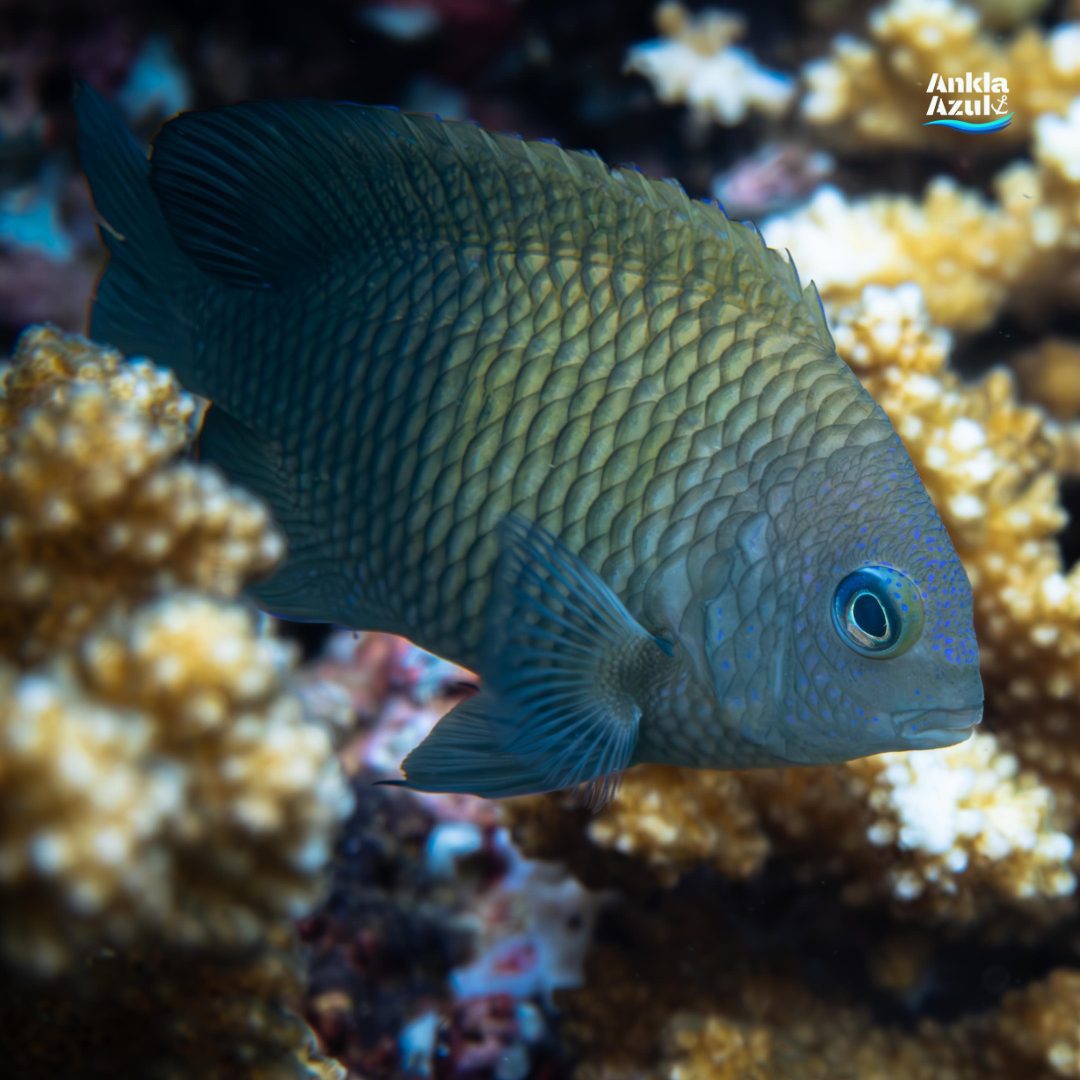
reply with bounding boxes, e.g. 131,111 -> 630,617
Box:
832,566 -> 923,658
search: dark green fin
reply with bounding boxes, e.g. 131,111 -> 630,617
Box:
199,405 -> 307,529
74,83 -> 199,380
137,98 -> 828,341
392,517 -> 674,805
486,516 -> 673,805
199,406 -> 395,629
399,692 -> 560,799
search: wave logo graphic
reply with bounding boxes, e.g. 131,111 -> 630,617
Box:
923,112 -> 1014,133
924,72 -> 1011,135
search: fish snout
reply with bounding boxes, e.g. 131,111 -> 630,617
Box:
895,703 -> 983,750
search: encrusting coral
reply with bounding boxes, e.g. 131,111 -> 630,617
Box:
0,326 -> 350,1077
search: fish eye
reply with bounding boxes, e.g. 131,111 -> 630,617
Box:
832,566 -> 924,658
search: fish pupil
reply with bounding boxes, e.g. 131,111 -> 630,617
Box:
851,591 -> 888,640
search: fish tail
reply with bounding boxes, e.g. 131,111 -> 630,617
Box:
75,83 -> 198,382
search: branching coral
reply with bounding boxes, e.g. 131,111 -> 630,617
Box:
625,2 -> 795,127
0,324 -> 283,665
0,326 -> 350,1076
801,0 -> 1080,150
508,732 -> 1074,928
762,89 -> 1080,334
0,595 -> 351,973
744,731 -> 1075,919
763,181 -> 1028,333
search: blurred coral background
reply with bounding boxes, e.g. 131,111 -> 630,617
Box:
5,1 -> 1080,1077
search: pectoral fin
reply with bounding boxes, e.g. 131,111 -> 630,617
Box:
394,516 -> 674,806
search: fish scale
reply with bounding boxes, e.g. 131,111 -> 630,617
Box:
77,87 -> 984,799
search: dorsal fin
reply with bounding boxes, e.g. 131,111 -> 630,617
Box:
146,100 -> 830,343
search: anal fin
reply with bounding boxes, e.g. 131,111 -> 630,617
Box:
399,692 -> 559,798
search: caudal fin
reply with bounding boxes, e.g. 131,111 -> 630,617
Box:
75,83 -> 198,382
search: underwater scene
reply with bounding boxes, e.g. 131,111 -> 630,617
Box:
4,0 -> 1080,1076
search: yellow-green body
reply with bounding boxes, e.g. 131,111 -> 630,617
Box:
77,91 -> 984,797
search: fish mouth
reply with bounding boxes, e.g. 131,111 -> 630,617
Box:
895,703 -> 983,750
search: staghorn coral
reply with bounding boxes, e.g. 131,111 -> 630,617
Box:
625,2 -> 795,127
0,323 -> 283,665
801,0 -> 1080,151
0,327 -> 351,1076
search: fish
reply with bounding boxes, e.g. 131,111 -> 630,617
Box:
75,84 -> 984,804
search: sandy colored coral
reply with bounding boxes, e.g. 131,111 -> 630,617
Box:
585,767 -> 770,886
764,89 -> 1080,333
0,595 -> 352,974
741,731 -> 1076,921
1013,338 -> 1080,422
0,324 -> 283,665
764,180 -> 1027,333
512,734 -> 1073,927
625,2 -> 794,126
0,327 -> 352,1075
801,0 -> 1080,150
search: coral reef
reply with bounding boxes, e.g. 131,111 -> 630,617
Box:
0,326 -> 282,665
801,0 -> 1080,150
0,327 -> 350,1076
8,0 -> 1080,1075
0,594 -> 351,973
